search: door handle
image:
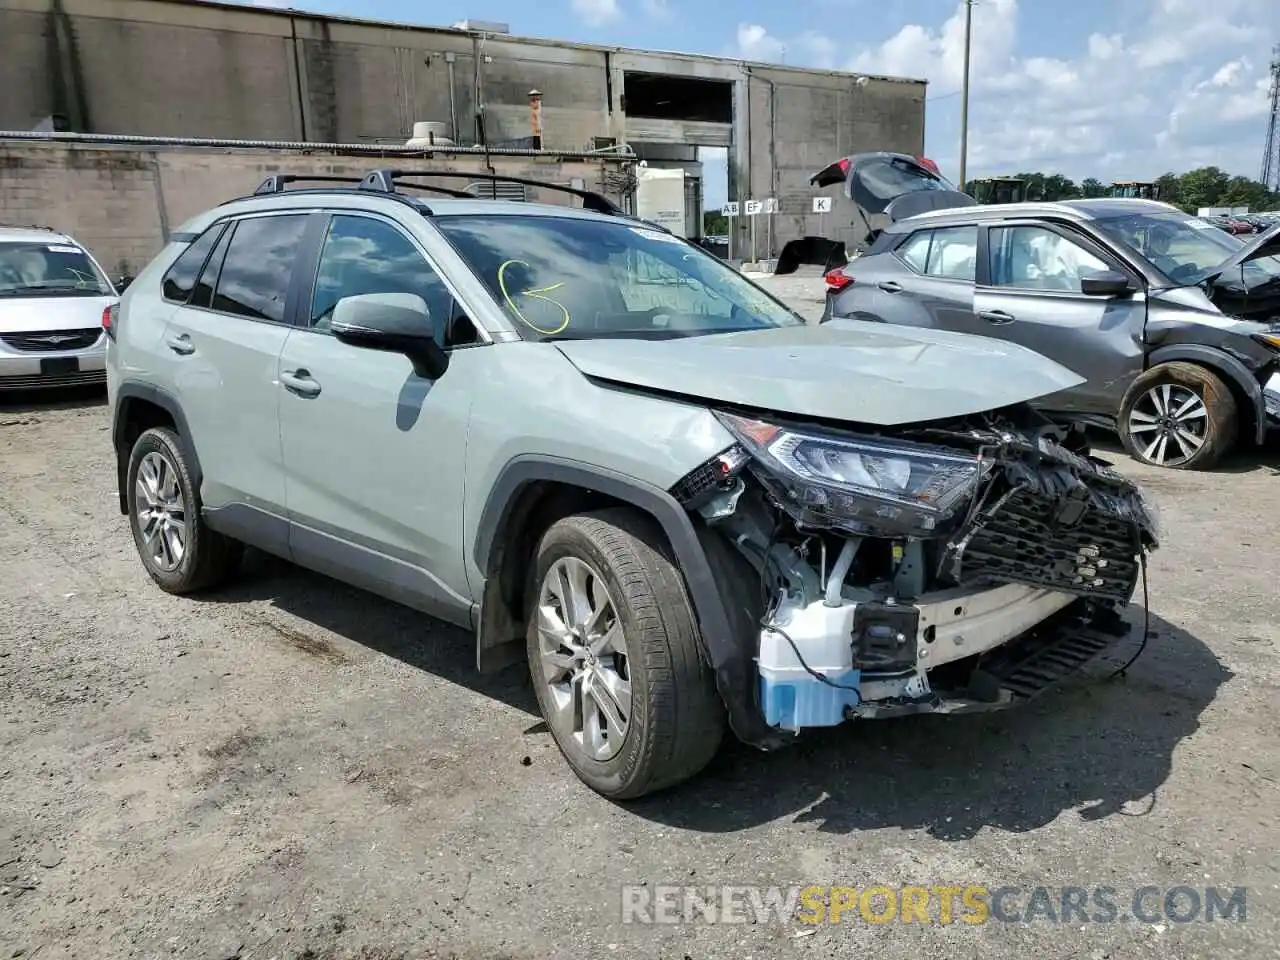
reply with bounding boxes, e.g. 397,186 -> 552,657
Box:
978,309 -> 1015,324
280,369 -> 321,398
877,281 -> 903,293
165,333 -> 195,355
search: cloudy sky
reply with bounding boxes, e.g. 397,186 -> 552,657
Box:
251,0 -> 1279,207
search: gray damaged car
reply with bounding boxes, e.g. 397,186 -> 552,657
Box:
108,170 -> 1161,799
813,153 -> 1280,469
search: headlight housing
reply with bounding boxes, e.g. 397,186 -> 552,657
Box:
715,412 -> 988,538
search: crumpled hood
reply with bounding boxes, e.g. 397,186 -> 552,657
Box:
0,295 -> 116,333
553,320 -> 1086,426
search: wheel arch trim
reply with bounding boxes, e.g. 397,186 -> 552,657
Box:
473,454 -> 782,748
112,381 -> 202,514
1140,345 -> 1266,445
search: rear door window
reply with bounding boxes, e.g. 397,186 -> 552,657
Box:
210,215 -> 309,323
897,226 -> 978,281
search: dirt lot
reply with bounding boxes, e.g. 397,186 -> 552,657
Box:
2,323 -> 1279,957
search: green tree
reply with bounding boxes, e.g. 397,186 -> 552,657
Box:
1175,166 -> 1231,213
1154,173 -> 1182,208
1219,176 -> 1273,211
703,210 -> 727,235
1079,177 -> 1107,198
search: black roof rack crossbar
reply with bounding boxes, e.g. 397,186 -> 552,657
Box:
369,178 -> 482,200
359,169 -> 624,215
253,173 -> 367,195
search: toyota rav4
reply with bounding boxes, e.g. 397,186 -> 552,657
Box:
108,169 -> 1161,799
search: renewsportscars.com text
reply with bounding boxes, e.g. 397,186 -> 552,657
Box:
620,884 -> 1248,926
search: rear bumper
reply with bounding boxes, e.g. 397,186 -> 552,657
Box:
0,336 -> 106,390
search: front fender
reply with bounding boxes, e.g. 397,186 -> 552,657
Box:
473,454 -> 785,750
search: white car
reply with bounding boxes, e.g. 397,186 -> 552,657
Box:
0,226 -> 120,391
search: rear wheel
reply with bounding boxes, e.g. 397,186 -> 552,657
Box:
126,427 -> 243,593
526,508 -> 724,799
1118,362 -> 1238,469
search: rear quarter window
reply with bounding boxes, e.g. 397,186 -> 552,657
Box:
161,224 -> 226,303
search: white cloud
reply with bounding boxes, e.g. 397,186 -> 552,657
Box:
733,23 -> 787,62
571,0 -> 620,27
641,0 -> 671,19
726,0 -> 1279,183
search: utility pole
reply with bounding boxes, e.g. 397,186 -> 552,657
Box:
958,0 -> 976,190
1261,43 -> 1280,192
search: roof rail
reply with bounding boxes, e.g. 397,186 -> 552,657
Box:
253,173 -> 365,195
359,168 -> 624,215
250,172 -> 476,201
0,222 -> 58,232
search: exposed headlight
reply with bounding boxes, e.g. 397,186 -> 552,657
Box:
715,412 -> 988,537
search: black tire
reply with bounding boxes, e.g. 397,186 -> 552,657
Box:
525,508 -> 725,800
1118,362 -> 1238,470
125,426 -> 243,594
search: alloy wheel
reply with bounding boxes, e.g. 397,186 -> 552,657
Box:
1127,383 -> 1209,467
134,451 -> 188,571
534,556 -> 632,762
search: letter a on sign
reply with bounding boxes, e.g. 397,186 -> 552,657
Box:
722,201 -> 740,217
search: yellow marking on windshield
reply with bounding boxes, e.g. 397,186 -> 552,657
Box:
497,259 -> 571,336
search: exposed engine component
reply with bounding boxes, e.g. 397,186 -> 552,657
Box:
669,402 -> 1160,735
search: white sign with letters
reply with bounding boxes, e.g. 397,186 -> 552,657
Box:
813,196 -> 833,214
744,199 -> 763,216
721,201 -> 740,217
762,197 -> 778,214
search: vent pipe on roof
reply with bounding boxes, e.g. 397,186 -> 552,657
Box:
529,89 -> 543,150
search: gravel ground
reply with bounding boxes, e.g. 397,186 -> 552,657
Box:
2,302 -> 1279,958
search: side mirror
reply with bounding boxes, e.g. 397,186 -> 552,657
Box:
330,292 -> 449,380
114,275 -> 133,293
1080,270 -> 1136,297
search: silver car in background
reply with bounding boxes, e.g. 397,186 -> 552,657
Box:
0,226 -> 119,391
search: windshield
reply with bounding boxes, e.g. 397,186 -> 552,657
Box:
434,215 -> 803,341
0,241 -> 112,297
1092,211 -> 1280,286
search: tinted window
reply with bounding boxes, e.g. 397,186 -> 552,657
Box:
311,216 -> 453,337
191,224 -> 232,309
897,226 -> 977,281
210,215 -> 308,323
988,225 -> 1110,292
161,224 -> 224,303
434,214 -> 802,341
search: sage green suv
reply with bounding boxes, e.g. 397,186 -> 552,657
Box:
108,169 -> 1161,799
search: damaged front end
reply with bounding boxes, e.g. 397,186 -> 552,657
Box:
670,405 -> 1161,746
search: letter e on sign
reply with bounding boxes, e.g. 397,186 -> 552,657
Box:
744,199 -> 763,216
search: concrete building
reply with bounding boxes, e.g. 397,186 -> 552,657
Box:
0,0 -> 928,255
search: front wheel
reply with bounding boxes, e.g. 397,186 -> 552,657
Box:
526,508 -> 724,799
1118,362 -> 1238,469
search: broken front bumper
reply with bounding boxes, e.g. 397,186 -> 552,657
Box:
757,587 -> 1131,731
